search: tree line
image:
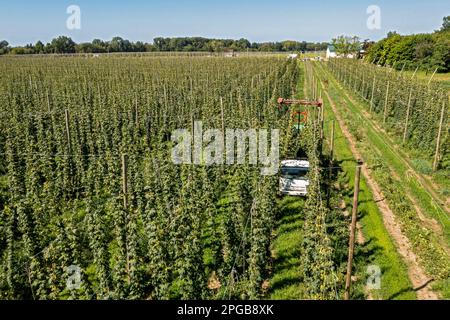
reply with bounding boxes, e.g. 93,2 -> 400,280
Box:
365,16 -> 450,72
0,36 -> 328,55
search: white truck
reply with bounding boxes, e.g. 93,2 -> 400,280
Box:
279,159 -> 310,196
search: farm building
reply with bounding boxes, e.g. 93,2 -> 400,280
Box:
326,45 -> 337,58
223,49 -> 236,57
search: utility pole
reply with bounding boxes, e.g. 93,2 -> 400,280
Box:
344,161 -> 362,300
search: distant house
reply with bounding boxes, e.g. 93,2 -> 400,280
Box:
223,49 -> 236,58
326,45 -> 337,58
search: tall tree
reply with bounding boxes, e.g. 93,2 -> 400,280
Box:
441,16 -> 450,31
332,35 -> 361,56
50,36 -> 76,54
0,40 -> 9,54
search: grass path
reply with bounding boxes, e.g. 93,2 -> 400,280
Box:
320,76 -> 437,300
314,61 -> 450,299
310,61 -> 417,300
269,197 -> 305,299
268,61 -> 416,300
316,62 -> 450,294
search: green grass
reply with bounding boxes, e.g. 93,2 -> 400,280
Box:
317,62 -> 450,247
269,197 -> 305,299
269,61 -> 307,299
402,70 -> 450,91
315,61 -> 450,298
268,61 -> 415,300
268,61 -> 418,300
311,62 -> 416,300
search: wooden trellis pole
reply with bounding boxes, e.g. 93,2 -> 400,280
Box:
400,62 -> 406,74
122,153 -> 129,209
428,68 -> 438,85
328,120 -> 335,180
344,162 -> 362,300
327,120 -> 336,207
330,120 -> 335,160
220,97 -> 225,135
121,153 -> 131,284
320,102 -> 325,142
383,81 -> 390,123
65,109 -> 71,152
403,88 -> 413,143
411,65 -> 419,79
46,90 -> 51,113
370,76 -> 376,113
433,100 -> 446,171
135,92 -> 139,126
361,71 -> 365,96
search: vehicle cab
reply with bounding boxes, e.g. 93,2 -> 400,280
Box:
279,159 -> 310,196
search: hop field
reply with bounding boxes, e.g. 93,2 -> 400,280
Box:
0,55 -> 308,299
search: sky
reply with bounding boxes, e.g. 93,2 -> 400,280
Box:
0,0 -> 449,46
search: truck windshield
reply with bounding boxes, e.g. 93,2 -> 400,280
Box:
281,167 -> 309,179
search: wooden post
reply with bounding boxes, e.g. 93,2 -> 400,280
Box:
327,120 -> 336,208
411,66 -> 419,79
433,100 -> 446,171
312,76 -> 316,100
400,62 -> 406,74
370,76 -> 376,113
220,97 -> 225,152
121,153 -> 131,284
389,61 -> 397,73
330,120 -> 335,160
122,154 -> 128,209
428,68 -> 438,85
361,71 -> 365,97
163,84 -> 168,108
344,162 -> 362,300
316,80 -> 319,100
383,81 -> 390,123
220,97 -> 225,135
403,88 -> 413,143
135,92 -> 139,127
320,104 -> 325,142
65,109 -> 71,152
46,90 -> 51,113
328,120 -> 336,180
